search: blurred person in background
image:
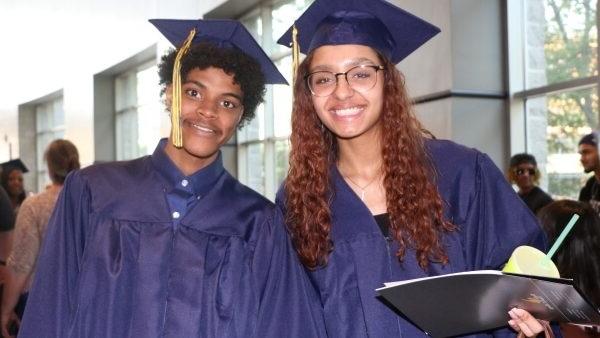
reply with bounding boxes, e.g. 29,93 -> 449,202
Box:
578,133 -> 600,209
0,140 -> 80,338
507,153 -> 553,215
0,160 -> 28,288
0,187 -> 14,283
538,200 -> 600,338
0,160 -> 28,219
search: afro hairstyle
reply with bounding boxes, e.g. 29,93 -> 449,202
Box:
158,41 -> 266,128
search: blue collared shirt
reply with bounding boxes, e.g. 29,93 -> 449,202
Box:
150,138 -> 224,228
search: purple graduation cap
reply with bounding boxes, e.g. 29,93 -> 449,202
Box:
0,158 -> 29,174
149,19 -> 287,85
277,0 -> 440,64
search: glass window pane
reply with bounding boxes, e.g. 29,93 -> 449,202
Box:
271,0 -> 313,55
527,87 -> 597,199
116,108 -> 139,160
274,56 -> 293,137
240,103 -> 265,142
246,143 -> 265,195
36,104 -> 50,132
275,139 -> 290,187
53,97 -> 64,129
137,64 -> 161,156
242,14 -> 262,44
35,96 -> 65,192
137,65 -> 159,106
526,0 -> 598,88
115,72 -> 137,111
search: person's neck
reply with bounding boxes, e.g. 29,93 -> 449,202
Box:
595,170 -> 600,182
164,141 -> 217,176
9,195 -> 19,206
519,186 -> 535,195
336,130 -> 382,178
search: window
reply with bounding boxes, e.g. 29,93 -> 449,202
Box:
238,0 -> 313,199
35,97 -> 64,191
115,60 -> 161,160
511,0 -> 599,199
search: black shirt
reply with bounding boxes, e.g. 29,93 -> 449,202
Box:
519,186 -> 553,215
374,213 -> 390,238
579,176 -> 600,203
0,186 -> 14,232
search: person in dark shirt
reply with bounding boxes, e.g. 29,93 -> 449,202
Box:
507,153 -> 553,214
0,159 -> 28,220
0,186 -> 14,281
578,133 -> 600,208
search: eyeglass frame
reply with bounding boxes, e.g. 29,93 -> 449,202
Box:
514,168 -> 537,176
304,64 -> 385,97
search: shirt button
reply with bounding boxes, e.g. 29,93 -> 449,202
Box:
181,179 -> 189,187
172,211 -> 180,219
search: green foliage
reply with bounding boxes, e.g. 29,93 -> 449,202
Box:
541,0 -> 597,197
547,173 -> 587,199
544,0 -> 597,132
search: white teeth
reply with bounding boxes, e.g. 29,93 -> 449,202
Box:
190,122 -> 215,133
331,106 -> 363,116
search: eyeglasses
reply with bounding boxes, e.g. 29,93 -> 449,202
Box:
515,168 -> 536,176
305,65 -> 385,97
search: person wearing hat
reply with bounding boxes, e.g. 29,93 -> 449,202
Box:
276,0 -> 555,337
578,132 -> 600,206
507,153 -> 553,215
18,19 -> 322,338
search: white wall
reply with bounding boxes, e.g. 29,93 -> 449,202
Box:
0,0 -> 219,167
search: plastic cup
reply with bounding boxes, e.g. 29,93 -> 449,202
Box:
502,245 -> 560,278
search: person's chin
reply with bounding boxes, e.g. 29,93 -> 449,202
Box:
186,146 -> 220,159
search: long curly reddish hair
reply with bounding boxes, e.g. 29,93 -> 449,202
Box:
285,52 -> 455,270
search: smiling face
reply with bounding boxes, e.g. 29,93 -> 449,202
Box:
7,169 -> 24,197
166,67 -> 243,170
308,45 -> 385,140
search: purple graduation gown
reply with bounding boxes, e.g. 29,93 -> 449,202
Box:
277,139 -> 560,337
19,140 -> 323,338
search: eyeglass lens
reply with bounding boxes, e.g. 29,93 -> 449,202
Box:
307,65 -> 381,97
516,168 -> 536,176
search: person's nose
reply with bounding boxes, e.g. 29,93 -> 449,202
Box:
332,74 -> 354,100
196,100 -> 218,119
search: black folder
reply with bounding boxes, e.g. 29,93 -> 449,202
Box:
376,270 -> 600,338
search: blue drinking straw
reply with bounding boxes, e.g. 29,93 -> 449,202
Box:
546,213 -> 580,260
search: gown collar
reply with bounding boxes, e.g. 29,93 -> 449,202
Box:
151,138 -> 224,197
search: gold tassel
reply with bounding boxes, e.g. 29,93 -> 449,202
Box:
171,28 -> 197,148
291,24 -> 300,88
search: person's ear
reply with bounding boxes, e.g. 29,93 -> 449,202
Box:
236,109 -> 244,125
164,84 -> 173,109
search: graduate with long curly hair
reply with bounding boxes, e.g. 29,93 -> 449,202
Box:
276,0 -> 556,337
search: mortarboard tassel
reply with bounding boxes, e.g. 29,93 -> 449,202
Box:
171,28 -> 197,148
291,24 -> 300,87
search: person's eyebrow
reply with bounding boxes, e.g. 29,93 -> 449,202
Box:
310,57 -> 378,72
